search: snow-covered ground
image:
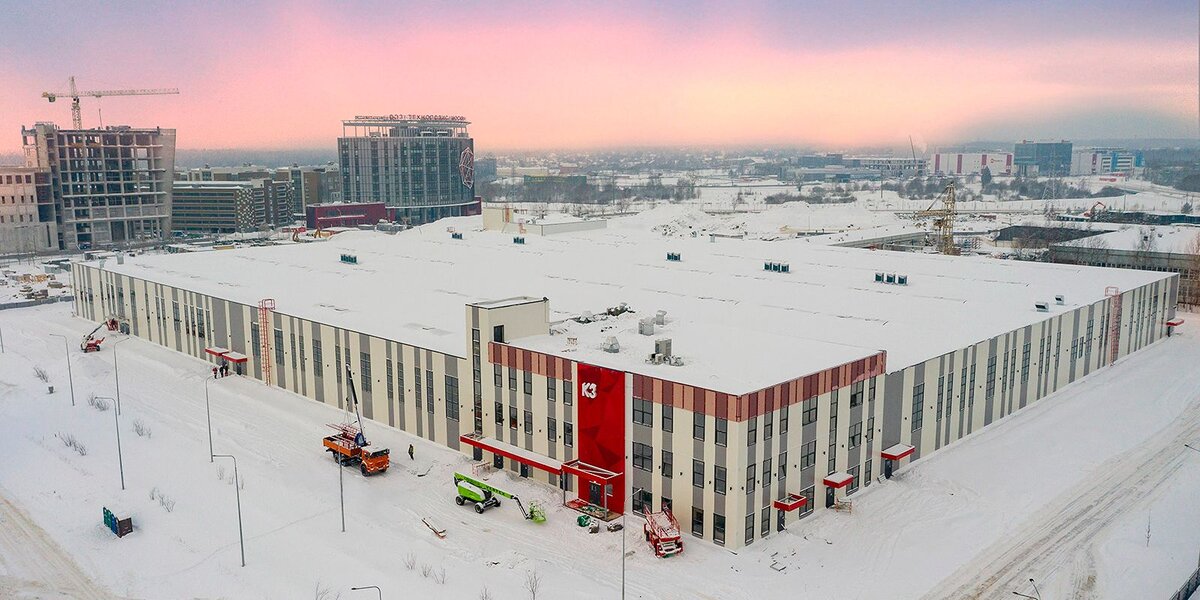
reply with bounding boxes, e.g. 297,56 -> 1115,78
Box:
2,303 -> 1199,599
1,260 -> 72,306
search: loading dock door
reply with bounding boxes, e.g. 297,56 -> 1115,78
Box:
825,487 -> 835,508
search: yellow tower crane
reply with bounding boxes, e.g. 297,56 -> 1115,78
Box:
916,182 -> 958,255
41,76 -> 179,129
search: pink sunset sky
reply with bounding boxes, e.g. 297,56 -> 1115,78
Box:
0,1 -> 1195,153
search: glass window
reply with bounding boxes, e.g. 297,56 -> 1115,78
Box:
692,460 -> 705,488
445,376 -> 459,420
712,513 -> 725,545
714,465 -> 726,494
547,417 -> 557,441
494,402 -> 503,424
911,383 -> 925,431
691,508 -> 704,537
547,376 -> 557,401
802,397 -> 818,425
523,370 -> 532,394
745,513 -> 755,545
715,418 -> 728,446
694,411 -> 705,441
848,422 -> 862,448
633,397 -> 653,426
800,441 -> 816,470
762,458 -> 772,487
661,449 -> 673,478
523,410 -> 532,432
633,442 -> 653,471
745,464 -> 755,492
778,452 -> 788,480
564,422 -> 573,447
563,380 -> 573,405
746,417 -> 756,447
662,403 -> 673,433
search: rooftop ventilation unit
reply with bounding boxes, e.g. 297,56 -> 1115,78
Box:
579,310 -> 595,323
896,274 -> 908,286
875,272 -> 884,283
666,252 -> 682,262
639,318 -> 655,336
885,273 -> 896,284
602,336 -> 620,353
451,232 -> 464,240
669,356 -> 684,366
513,236 -> 526,245
1055,295 -> 1065,305
764,261 -> 790,273
340,253 -> 358,264
654,338 -> 672,358
655,310 -> 667,325
1035,301 -> 1050,312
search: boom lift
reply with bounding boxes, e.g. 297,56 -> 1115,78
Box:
81,322 -> 107,352
452,472 -> 546,522
322,365 -> 390,475
643,508 -> 684,557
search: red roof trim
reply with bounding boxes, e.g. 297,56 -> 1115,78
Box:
881,444 -> 915,461
823,473 -> 854,489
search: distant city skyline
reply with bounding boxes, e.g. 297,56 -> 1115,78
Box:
0,1 -> 1196,154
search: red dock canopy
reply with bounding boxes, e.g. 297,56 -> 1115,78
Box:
772,493 -> 808,512
823,472 -> 854,489
881,443 -> 915,461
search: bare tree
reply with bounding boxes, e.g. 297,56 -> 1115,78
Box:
524,569 -> 542,600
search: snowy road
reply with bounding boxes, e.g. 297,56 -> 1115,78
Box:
923,397 -> 1200,599
0,487 -> 116,599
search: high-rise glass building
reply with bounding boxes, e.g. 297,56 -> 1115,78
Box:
338,115 -> 478,225
1013,140 -> 1073,177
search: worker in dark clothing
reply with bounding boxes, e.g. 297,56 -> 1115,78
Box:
408,444 -> 415,461
212,366 -> 219,379
220,362 -> 229,377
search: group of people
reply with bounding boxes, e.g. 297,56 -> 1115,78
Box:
211,361 -> 232,378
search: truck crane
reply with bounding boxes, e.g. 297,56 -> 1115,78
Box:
452,472 -> 546,522
42,76 -> 179,129
322,365 -> 390,475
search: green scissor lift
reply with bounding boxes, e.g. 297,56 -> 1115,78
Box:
453,472 -> 546,522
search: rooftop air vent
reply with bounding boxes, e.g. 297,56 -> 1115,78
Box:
340,253 -> 358,264
666,252 -> 682,262
885,273 -> 896,284
654,338 -> 673,358
764,261 -> 790,273
1035,301 -> 1050,312
451,232 -> 464,240
602,336 -> 620,353
875,272 -> 884,283
655,310 -> 667,325
1055,295 -> 1065,305
896,274 -> 908,285
639,318 -> 655,336
513,236 -> 526,245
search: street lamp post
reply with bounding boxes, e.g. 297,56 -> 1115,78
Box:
48,334 -> 75,406
95,396 -> 123,490
338,452 -> 346,533
111,337 -> 131,415
1012,578 -> 1043,600
204,376 -> 217,462
621,487 -> 642,600
1185,443 -> 1200,455
350,585 -> 381,600
211,454 -> 245,567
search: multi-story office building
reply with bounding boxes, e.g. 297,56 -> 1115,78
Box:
844,156 -> 926,178
1070,148 -> 1145,176
179,165 -> 274,182
22,123 -> 175,250
338,115 -> 479,225
274,165 -> 341,213
0,165 -> 56,254
71,226 -> 1177,550
171,179 -> 295,234
1014,140 -> 1073,177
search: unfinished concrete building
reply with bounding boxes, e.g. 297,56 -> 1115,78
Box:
22,123 -> 176,250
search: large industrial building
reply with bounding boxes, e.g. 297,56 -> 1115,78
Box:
1049,225 -> 1200,307
1014,140 -> 1073,177
929,152 -> 1014,176
22,123 -> 176,250
338,115 -> 479,225
71,223 -> 1179,549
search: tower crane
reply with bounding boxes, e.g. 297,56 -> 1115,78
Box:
915,182 -> 958,255
41,76 -> 179,129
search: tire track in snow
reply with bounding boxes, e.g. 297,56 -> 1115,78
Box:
0,487 -> 119,600
921,378 -> 1200,600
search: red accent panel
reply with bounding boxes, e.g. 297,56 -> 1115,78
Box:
576,363 -> 626,513
773,494 -> 808,511
458,434 -> 563,474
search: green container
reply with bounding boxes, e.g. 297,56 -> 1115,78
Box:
577,515 -> 591,527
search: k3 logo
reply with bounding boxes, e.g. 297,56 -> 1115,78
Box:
581,382 -> 598,399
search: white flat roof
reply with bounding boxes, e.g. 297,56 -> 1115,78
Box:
96,216 -> 1170,394
1056,224 -> 1199,254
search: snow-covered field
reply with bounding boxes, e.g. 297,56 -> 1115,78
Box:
2,304 -> 1199,599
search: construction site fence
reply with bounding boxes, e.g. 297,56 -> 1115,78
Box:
0,295 -> 74,312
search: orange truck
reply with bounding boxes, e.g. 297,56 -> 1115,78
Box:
322,365 -> 389,476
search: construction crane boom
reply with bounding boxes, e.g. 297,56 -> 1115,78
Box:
915,182 -> 958,255
41,76 -> 179,129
